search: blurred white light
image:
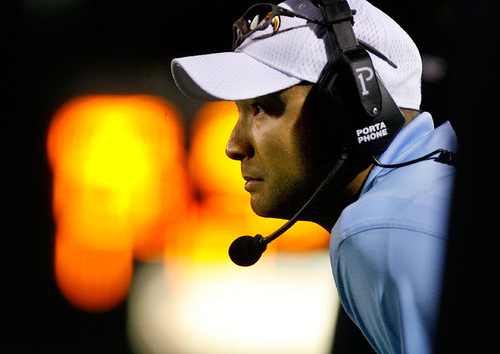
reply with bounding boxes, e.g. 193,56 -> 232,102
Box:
128,252 -> 339,354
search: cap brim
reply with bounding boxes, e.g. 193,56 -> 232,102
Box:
171,52 -> 302,102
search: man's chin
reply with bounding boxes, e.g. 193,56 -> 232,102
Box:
250,198 -> 297,220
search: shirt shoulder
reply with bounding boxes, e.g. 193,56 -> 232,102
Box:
336,159 -> 455,243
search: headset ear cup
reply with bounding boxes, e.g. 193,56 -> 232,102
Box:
316,62 -> 374,152
316,57 -> 405,157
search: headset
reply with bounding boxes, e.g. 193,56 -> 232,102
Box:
229,0 -> 455,266
312,0 -> 405,157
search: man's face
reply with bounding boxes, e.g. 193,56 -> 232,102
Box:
226,85 -> 331,219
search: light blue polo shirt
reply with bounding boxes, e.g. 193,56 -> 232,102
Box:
330,112 -> 457,353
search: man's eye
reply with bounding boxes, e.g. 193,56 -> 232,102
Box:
249,97 -> 285,117
251,103 -> 266,116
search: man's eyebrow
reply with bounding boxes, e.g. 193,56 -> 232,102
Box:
254,88 -> 286,102
260,91 -> 284,103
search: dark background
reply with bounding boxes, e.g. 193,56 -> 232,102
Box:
4,0 -> 497,352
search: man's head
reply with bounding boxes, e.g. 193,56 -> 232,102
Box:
171,0 -> 423,224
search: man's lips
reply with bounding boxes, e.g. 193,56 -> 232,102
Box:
243,176 -> 264,192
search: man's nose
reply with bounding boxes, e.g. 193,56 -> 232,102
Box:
225,119 -> 253,161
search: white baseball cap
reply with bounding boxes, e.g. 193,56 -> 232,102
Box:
171,0 -> 422,110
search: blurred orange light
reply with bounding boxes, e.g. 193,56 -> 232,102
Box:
55,232 -> 133,313
48,95 -> 188,312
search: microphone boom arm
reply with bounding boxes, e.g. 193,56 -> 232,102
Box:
262,149 -> 349,244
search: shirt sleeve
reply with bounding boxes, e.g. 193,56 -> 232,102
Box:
332,228 -> 447,354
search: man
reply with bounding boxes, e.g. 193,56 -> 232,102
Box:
171,0 -> 457,352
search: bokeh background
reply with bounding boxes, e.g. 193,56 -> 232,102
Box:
4,0 -> 497,352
